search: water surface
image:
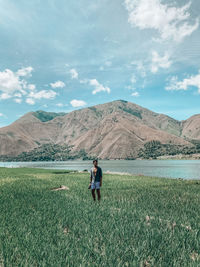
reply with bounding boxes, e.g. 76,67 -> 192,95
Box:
1,160 -> 200,180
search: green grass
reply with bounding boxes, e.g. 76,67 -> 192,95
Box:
33,110 -> 66,122
0,167 -> 199,266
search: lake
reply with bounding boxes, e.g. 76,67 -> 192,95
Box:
1,160 -> 200,180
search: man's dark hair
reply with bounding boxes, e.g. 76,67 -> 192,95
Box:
93,159 -> 98,163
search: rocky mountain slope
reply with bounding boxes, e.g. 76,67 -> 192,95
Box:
0,100 -> 199,159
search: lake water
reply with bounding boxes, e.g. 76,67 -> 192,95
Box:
1,160 -> 200,180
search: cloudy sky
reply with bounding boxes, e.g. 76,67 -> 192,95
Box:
0,0 -> 200,126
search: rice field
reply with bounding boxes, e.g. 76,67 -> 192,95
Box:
0,167 -> 199,266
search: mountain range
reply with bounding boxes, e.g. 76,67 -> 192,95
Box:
0,100 -> 200,160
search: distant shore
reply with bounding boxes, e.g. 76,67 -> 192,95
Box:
1,155 -> 200,162
156,153 -> 200,160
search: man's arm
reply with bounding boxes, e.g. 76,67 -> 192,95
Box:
100,177 -> 102,187
90,169 -> 92,183
100,168 -> 102,186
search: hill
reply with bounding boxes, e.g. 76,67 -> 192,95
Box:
0,100 -> 199,160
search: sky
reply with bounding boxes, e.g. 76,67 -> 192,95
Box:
0,0 -> 200,127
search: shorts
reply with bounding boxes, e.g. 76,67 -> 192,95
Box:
91,181 -> 101,190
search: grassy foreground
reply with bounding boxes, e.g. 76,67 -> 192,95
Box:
0,168 -> 199,267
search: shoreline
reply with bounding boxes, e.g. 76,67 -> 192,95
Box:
1,159 -> 200,180
1,166 -> 199,180
1,157 -> 200,164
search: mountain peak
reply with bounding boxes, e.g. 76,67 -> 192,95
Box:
115,99 -> 128,103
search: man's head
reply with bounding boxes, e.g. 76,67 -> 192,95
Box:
93,159 -> 98,167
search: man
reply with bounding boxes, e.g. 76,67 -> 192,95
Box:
89,159 -> 102,201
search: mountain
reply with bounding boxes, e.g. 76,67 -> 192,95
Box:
0,100 -> 199,160
181,114 -> 200,140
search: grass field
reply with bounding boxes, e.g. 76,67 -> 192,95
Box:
0,167 -> 199,266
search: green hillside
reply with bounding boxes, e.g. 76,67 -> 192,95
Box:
33,110 -> 66,122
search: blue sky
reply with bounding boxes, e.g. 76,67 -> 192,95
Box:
0,0 -> 200,127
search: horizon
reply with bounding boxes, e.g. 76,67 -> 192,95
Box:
0,0 -> 200,127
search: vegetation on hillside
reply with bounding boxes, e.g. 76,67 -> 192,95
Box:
88,107 -> 103,117
0,168 -> 199,266
119,106 -> 142,119
1,140 -> 200,161
139,140 -> 200,159
33,110 -> 66,122
0,144 -> 95,162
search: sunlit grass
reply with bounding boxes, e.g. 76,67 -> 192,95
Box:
0,167 -> 199,266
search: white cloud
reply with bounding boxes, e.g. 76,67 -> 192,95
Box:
50,80 -> 65,88
137,63 -> 146,77
80,79 -> 87,84
14,98 -> 22,104
0,69 -> 22,94
27,84 -> 36,90
14,93 -> 22,98
89,79 -> 111,94
166,71 -> 200,93
125,75 -> 137,91
0,67 -> 35,102
70,99 -> 87,107
80,78 -> 110,94
126,85 -> 134,90
0,93 -> 12,100
130,74 -> 136,84
56,103 -> 64,107
26,98 -> 35,105
55,103 -> 68,107
69,69 -> 78,79
124,0 -> 199,42
151,51 -> 172,73
131,61 -> 146,77
0,113 -> 4,117
0,67 -> 58,105
16,66 -> 33,77
131,91 -> 140,97
28,90 -> 57,100
105,61 -> 112,67
99,61 -> 112,71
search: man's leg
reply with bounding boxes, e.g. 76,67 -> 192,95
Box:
91,189 -> 96,201
96,189 -> 101,201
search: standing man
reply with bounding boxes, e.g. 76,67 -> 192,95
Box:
89,159 -> 102,201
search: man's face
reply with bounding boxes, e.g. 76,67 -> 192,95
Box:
93,160 -> 98,167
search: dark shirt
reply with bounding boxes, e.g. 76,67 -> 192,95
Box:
90,166 -> 102,182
